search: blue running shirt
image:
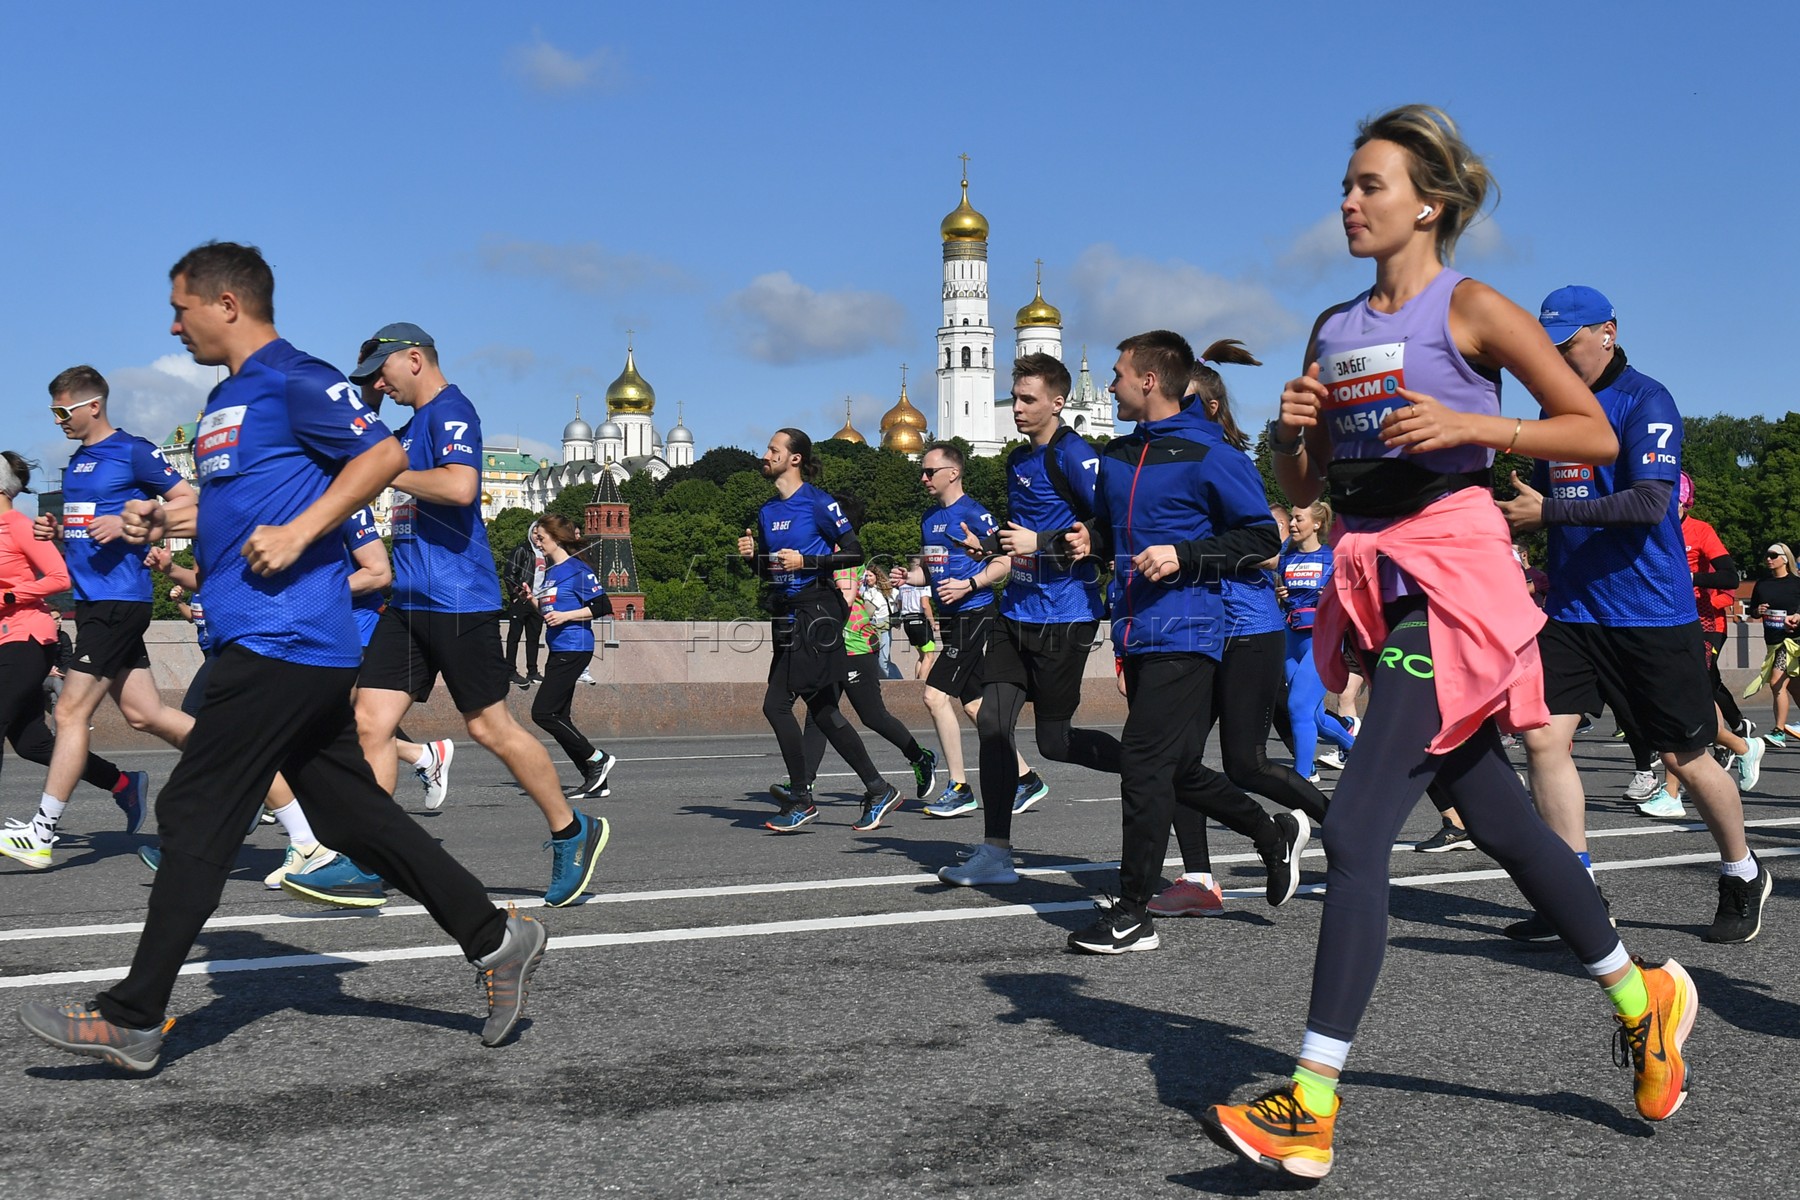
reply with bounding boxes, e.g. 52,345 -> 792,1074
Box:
191,339 -> 392,667
1001,432 -> 1104,623
921,494 -> 997,613
537,555 -> 605,653
389,386 -> 503,613
1534,365 -> 1695,627
60,431 -> 183,602
758,483 -> 852,598
1279,545 -> 1334,632
340,506 -> 385,646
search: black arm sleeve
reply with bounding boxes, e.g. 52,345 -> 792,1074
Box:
800,528 -> 865,573
1541,478 -> 1672,528
586,594 -> 614,618
1172,523 -> 1283,580
1694,553 -> 1739,591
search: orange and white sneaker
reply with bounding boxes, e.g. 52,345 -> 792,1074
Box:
18,1001 -> 174,1072
1203,1082 -> 1339,1179
1614,957 -> 1697,1120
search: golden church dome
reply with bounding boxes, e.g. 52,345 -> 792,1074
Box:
882,425 -> 926,455
1016,282 -> 1061,328
939,178 -> 989,243
880,382 -> 928,453
831,398 -> 866,445
605,343 -> 655,415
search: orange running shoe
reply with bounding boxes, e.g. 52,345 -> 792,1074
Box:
1613,957 -> 1697,1120
1203,1082 -> 1339,1179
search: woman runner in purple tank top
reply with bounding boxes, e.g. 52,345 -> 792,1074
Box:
1203,105 -> 1699,1180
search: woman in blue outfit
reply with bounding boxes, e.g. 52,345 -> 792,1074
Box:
531,514 -> 616,802
1279,501 -> 1354,782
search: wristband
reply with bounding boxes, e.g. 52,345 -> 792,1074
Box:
1267,420 -> 1304,457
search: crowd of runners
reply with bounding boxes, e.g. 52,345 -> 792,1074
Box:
0,103 -> 1780,1180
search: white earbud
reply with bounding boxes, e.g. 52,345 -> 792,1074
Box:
1417,205 -> 1434,220
1602,336 -> 1612,347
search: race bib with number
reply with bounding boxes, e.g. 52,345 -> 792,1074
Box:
1549,462 -> 1597,501
1321,342 -> 1406,444
61,502 -> 96,539
196,405 -> 248,481
390,490 -> 417,539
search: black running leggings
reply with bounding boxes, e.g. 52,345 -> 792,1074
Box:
1705,628 -> 1745,732
798,653 -> 924,779
0,640 -> 126,793
764,680 -> 880,801
1305,597 -> 1622,1044
532,650 -> 597,765
976,684 -> 1123,842
1172,630 -> 1329,874
506,600 -> 542,674
1117,653 -> 1280,909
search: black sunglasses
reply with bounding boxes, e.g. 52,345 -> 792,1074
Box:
920,466 -> 955,479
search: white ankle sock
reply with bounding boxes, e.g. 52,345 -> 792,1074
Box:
411,744 -> 434,769
38,794 -> 66,823
273,801 -> 317,848
1721,854 -> 1759,881
1181,872 -> 1217,889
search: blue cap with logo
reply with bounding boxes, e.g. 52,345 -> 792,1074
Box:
349,322 -> 435,383
1538,286 -> 1615,346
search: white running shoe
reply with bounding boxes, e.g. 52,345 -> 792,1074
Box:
263,842 -> 338,889
0,821 -> 54,870
419,740 -> 455,810
1316,748 -> 1348,771
1636,786 -> 1686,820
1738,737 -> 1765,793
1623,770 -> 1660,802
578,668 -> 598,686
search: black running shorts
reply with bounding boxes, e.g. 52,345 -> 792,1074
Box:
925,608 -> 994,703
359,607 -> 511,713
1538,618 -> 1717,753
70,600 -> 153,679
981,617 -> 1101,721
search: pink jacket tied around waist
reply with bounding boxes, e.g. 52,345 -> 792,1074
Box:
1314,486 -> 1548,753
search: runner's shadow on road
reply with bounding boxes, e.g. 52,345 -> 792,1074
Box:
22,930 -> 484,1080
1683,964 -> 1800,1040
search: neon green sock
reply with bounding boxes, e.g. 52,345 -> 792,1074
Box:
1291,1066 -> 1339,1114
1605,965 -> 1649,1021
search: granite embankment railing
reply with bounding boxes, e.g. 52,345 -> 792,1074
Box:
79,620 -> 1768,751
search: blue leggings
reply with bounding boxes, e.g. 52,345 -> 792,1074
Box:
1305,598 -> 1624,1046
1284,630 -> 1353,775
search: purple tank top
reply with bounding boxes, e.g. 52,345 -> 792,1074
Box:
1313,269 -> 1501,477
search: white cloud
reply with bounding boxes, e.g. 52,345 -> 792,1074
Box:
506,32 -> 627,95
457,343 -> 538,382
813,391 -> 887,441
722,272 -> 908,365
108,354 -> 219,443
480,238 -> 689,294
1068,244 -> 1299,352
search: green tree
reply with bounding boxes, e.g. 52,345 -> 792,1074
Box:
549,482 -> 596,527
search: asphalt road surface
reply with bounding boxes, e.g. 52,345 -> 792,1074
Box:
1,715 -> 1793,1199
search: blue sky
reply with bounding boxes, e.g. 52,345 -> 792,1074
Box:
5,1 -> 1794,511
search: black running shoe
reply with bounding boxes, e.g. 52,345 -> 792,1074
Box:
1259,812 -> 1311,907
1504,887 -> 1615,942
1707,857 -> 1772,943
1413,820 -> 1476,853
564,750 -> 616,800
1067,902 -> 1158,954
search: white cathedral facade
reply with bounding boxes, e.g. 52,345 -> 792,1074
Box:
520,340 -> 696,511
932,167 -> 1114,456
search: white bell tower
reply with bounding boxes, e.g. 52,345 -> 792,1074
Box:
935,156 -> 1000,454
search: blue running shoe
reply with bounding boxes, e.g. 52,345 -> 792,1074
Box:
282,856 -> 388,909
544,812 -> 610,907
910,749 -> 938,800
138,844 -> 161,872
852,784 -> 904,832
114,771 -> 149,835
1012,776 -> 1050,815
925,782 -> 977,818
764,804 -> 819,832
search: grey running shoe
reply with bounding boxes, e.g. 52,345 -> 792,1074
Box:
1623,770 -> 1660,802
18,1001 -> 172,1072
476,906 -> 549,1047
938,842 -> 1019,886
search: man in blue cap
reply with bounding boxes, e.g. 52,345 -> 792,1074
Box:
1499,286 -> 1769,944
284,321 -> 611,912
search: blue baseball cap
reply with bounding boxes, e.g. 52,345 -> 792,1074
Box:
349,322 -> 435,383
1538,286 -> 1615,346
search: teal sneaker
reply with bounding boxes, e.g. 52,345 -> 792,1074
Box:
544,812 -> 610,907
1738,736 -> 1765,793
138,844 -> 162,872
282,856 -> 388,909
1765,731 -> 1788,750
1012,775 -> 1050,815
924,782 -> 977,818
910,749 -> 939,800
1636,787 -> 1687,820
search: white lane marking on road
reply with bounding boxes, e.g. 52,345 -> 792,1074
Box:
2,845 -> 1796,991
3,817 -> 1796,946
